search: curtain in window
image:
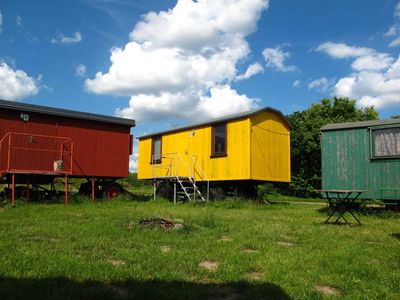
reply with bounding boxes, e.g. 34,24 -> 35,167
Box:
374,128 -> 400,157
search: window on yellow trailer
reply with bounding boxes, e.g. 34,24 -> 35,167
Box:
211,123 -> 227,157
151,136 -> 162,164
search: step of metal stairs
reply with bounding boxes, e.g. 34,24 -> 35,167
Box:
176,176 -> 206,202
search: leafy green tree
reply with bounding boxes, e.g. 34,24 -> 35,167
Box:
286,97 -> 379,197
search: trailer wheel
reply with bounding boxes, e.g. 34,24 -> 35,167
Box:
103,182 -> 123,199
209,186 -> 225,200
79,182 -> 92,196
156,182 -> 173,200
241,183 -> 257,199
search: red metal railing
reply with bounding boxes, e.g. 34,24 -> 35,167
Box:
0,132 -> 73,175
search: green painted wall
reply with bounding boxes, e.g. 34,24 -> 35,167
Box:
321,128 -> 400,200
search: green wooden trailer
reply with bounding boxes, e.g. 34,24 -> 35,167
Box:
320,119 -> 400,204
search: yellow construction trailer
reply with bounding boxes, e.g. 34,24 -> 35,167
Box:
137,107 -> 291,201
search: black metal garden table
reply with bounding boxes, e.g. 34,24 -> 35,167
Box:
316,190 -> 367,225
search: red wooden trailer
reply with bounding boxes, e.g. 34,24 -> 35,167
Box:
0,99 -> 135,205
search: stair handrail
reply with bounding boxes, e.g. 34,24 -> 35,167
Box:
152,152 -> 195,179
190,155 -> 210,201
151,152 -> 178,178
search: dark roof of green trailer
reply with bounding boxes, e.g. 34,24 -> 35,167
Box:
0,99 -> 135,127
138,107 -> 291,139
321,119 -> 400,131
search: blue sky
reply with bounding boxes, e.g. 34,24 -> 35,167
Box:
1,0 -> 400,168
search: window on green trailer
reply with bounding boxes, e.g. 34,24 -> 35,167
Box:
372,127 -> 400,158
151,136 -> 162,164
211,123 -> 227,157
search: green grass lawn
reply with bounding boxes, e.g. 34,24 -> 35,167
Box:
0,196 -> 399,299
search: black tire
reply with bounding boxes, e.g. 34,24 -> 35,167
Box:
156,182 -> 173,199
79,182 -> 92,196
241,183 -> 257,199
209,186 -> 225,200
103,182 -> 124,199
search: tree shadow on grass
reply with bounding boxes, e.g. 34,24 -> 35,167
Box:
0,276 -> 291,300
391,233 -> 400,240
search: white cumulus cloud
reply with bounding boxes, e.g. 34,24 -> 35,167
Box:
129,153 -> 138,172
236,62 -> 264,81
16,15 -> 22,27
130,0 -> 267,51
318,41 -> 400,109
196,85 -> 259,119
0,62 -> 39,100
319,3 -> 400,108
51,31 -> 82,44
292,80 -> 301,88
384,3 -> 400,47
351,53 -> 394,71
389,37 -> 400,47
384,25 -> 398,37
308,77 -> 333,92
76,64 -> 87,77
316,42 -> 373,59
86,0 -> 269,123
317,42 -> 393,72
262,46 -> 296,72
334,65 -> 400,108
116,85 -> 258,123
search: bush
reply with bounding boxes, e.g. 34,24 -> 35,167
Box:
288,175 -> 319,198
257,183 -> 279,199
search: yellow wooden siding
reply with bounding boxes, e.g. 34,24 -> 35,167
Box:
137,118 -> 250,181
250,111 -> 291,182
137,138 -> 152,179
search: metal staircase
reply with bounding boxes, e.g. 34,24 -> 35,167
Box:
152,153 -> 209,203
176,176 -> 206,202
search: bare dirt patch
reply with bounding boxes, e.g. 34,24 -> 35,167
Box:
199,261 -> 219,272
246,271 -> 264,281
280,234 -> 296,240
315,285 -> 341,296
106,259 -> 126,266
160,245 -> 171,253
365,241 -> 381,245
370,258 -> 381,265
242,248 -> 258,254
30,236 -> 60,242
128,220 -> 134,230
277,241 -> 295,247
218,236 -> 232,242
139,217 -> 184,230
